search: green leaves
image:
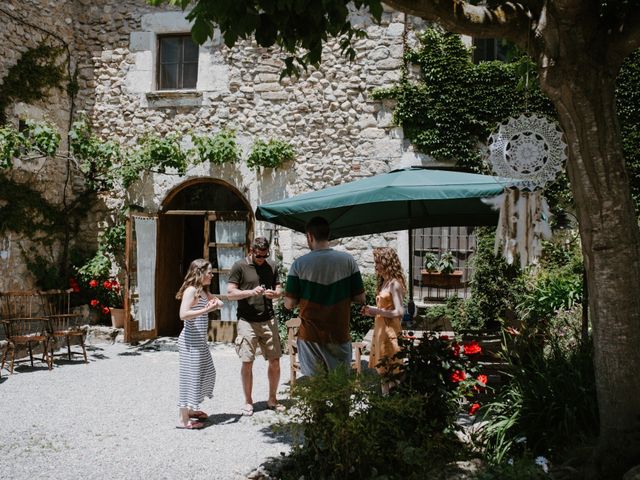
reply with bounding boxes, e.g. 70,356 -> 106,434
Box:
246,138 -> 295,170
0,127 -> 25,169
191,129 -> 239,166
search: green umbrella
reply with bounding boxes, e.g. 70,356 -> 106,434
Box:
256,166 -> 513,315
256,167 -> 510,238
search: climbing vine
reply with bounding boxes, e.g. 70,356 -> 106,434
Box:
246,138 -> 295,170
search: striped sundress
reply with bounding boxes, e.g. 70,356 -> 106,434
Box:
178,295 -> 216,410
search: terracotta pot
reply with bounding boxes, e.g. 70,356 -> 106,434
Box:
110,308 -> 125,329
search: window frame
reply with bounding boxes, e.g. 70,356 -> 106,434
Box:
156,34 -> 199,91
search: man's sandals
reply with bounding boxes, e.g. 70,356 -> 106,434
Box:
267,403 -> 286,412
240,404 -> 254,416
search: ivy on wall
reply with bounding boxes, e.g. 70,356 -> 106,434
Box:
372,28 -> 555,171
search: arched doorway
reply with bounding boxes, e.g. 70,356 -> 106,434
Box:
154,178 -> 253,337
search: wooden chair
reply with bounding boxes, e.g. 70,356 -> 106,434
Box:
39,289 -> 88,363
0,291 -> 52,372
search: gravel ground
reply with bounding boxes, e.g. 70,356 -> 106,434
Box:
0,339 -> 293,480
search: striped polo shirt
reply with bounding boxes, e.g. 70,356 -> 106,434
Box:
285,248 -> 364,344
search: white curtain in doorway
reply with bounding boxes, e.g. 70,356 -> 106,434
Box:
215,221 -> 246,322
134,216 -> 157,331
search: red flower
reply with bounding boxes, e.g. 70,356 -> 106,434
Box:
103,280 -> 112,290
450,370 -> 466,383
112,281 -> 120,291
452,343 -> 461,357
477,374 -> 488,385
440,335 -> 449,341
102,306 -> 110,315
89,279 -> 98,288
90,299 -> 99,307
463,341 -> 482,355
469,403 -> 481,415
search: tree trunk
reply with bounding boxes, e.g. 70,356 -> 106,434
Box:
544,65 -> 640,476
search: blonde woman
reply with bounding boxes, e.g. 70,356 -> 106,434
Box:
361,247 -> 406,394
175,259 -> 223,429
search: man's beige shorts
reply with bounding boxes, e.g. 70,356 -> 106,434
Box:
235,318 -> 282,362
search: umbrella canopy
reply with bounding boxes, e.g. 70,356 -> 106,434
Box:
256,167 -> 511,239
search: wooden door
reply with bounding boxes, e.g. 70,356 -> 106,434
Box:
124,213 -> 159,343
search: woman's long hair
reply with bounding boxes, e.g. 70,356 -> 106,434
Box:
176,258 -> 211,300
373,247 -> 407,294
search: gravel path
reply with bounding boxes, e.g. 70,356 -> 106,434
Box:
0,339 -> 293,480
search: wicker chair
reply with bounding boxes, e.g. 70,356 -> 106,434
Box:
39,289 -> 88,363
0,291 -> 52,373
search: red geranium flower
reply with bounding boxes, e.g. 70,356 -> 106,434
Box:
463,341 -> 482,355
89,279 -> 98,288
103,280 -> 112,290
102,306 -> 110,315
112,281 -> 120,291
90,299 -> 99,307
469,403 -> 481,415
450,370 -> 466,383
477,374 -> 488,385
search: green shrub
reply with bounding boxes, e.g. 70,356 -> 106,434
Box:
273,367 -> 467,480
349,272 -> 378,341
476,310 -> 598,464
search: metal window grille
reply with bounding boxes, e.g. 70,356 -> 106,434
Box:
412,226 -> 477,302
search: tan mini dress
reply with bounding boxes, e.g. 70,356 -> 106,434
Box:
368,289 -> 402,376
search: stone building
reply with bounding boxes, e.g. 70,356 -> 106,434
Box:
1,0 -> 454,340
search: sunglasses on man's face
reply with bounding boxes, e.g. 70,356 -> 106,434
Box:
253,251 -> 270,259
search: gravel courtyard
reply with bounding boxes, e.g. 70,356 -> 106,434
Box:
0,339 -> 293,480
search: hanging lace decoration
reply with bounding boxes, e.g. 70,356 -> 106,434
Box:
486,113 -> 567,191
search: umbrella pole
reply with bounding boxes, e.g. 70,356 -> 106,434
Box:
407,228 -> 416,318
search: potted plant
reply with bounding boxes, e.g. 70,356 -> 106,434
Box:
421,251 -> 464,288
78,275 -> 124,327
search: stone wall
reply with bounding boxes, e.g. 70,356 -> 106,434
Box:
0,0 -> 437,291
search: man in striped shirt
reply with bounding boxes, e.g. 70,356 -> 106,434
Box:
284,216 -> 366,376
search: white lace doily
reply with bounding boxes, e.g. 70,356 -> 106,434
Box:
486,113 -> 567,190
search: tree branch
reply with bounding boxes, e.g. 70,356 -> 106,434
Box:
382,0 -> 538,47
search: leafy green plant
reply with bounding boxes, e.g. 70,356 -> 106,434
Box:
349,272 -> 378,341
246,138 -> 295,170
438,250 -> 455,274
476,312 -> 598,464
273,366 -> 467,480
121,133 -> 188,187
69,118 -> 121,192
0,126 -> 26,168
192,129 -> 239,165
24,120 -> 61,157
423,252 -> 438,272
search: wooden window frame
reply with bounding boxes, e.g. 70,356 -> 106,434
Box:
156,34 -> 199,90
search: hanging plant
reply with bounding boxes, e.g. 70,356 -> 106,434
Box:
246,138 -> 295,170
120,133 -> 188,187
24,120 -> 61,157
0,126 -> 26,169
192,129 -> 239,165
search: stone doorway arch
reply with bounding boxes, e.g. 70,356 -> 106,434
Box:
154,178 -> 253,337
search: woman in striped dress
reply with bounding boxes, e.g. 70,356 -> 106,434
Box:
176,259 -> 223,429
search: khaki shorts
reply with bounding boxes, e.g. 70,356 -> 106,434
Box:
235,318 -> 282,362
